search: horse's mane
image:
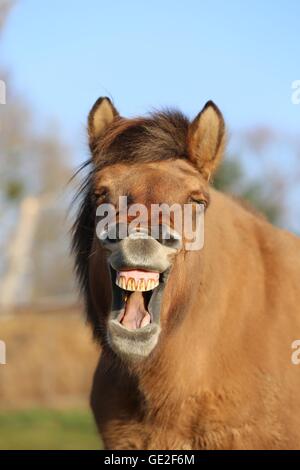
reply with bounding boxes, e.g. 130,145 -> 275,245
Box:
90,109 -> 190,168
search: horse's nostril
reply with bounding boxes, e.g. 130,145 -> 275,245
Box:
157,225 -> 181,249
98,222 -> 128,245
160,235 -> 181,249
104,237 -> 119,244
98,223 -> 181,250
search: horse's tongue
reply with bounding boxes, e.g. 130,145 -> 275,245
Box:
121,291 -> 151,330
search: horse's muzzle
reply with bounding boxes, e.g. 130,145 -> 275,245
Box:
99,225 -> 181,361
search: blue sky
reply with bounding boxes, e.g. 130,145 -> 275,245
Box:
1,0 -> 300,152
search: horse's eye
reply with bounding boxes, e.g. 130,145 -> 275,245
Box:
188,197 -> 207,209
93,190 -> 108,204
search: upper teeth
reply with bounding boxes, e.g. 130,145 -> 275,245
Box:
116,275 -> 159,292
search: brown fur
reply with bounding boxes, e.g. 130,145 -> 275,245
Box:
73,98 -> 300,449
91,110 -> 190,168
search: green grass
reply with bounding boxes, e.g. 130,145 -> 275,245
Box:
0,409 -> 102,450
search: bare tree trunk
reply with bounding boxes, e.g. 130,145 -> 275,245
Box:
0,196 -> 40,315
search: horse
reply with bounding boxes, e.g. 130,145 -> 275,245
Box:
72,97 -> 300,449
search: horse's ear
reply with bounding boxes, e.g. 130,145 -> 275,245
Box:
88,97 -> 119,143
188,101 -> 226,180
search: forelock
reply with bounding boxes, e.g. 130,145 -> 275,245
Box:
91,109 -> 190,168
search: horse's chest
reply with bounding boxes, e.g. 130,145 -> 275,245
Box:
104,401 -> 288,450
106,417 -> 285,450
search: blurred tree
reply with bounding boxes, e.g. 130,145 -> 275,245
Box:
0,0 -> 13,35
213,157 -> 282,224
0,3 -> 76,309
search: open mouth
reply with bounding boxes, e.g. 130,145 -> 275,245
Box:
107,265 -> 168,360
115,270 -> 160,330
110,267 -> 165,329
